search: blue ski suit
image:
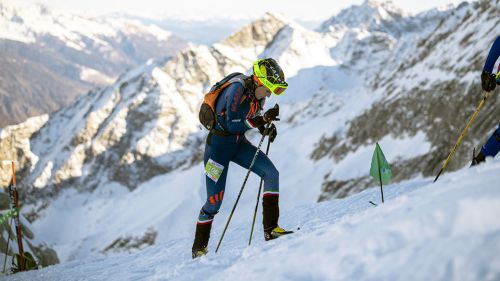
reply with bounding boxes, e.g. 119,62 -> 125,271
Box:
480,36 -> 500,158
197,81 -> 279,224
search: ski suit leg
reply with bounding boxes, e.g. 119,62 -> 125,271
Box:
232,139 -> 279,195
197,141 -> 238,223
193,138 -> 238,255
480,123 -> 500,158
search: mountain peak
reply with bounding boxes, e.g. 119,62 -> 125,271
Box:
318,0 -> 406,33
220,12 -> 288,48
362,0 -> 405,15
262,12 -> 291,24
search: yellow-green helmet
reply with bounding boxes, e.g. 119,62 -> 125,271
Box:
253,58 -> 288,95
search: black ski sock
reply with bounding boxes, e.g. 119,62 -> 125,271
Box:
192,222 -> 212,251
262,195 -> 279,232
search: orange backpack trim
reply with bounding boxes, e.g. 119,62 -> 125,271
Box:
203,81 -> 233,113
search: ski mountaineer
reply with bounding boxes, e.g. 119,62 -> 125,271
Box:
192,58 -> 293,259
472,36 -> 500,165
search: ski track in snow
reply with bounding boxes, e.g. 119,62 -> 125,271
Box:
4,159 -> 500,281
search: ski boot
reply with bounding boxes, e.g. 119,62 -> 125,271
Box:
264,226 -> 294,241
471,148 -> 485,167
192,247 -> 208,259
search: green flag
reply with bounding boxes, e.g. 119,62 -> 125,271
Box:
370,142 -> 392,185
0,208 -> 18,225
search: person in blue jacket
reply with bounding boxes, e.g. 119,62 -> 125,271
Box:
192,58 -> 293,258
472,37 -> 500,165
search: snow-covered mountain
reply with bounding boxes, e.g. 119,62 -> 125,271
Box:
319,0 -> 408,33
0,0 -> 499,272
6,158 -> 500,280
0,0 -> 187,127
313,0 -> 500,200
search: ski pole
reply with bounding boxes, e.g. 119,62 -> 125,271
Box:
434,90 -> 492,182
215,123 -> 272,253
6,161 -> 25,271
248,137 -> 271,246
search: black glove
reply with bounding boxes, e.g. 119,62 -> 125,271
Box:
248,116 -> 267,127
263,104 -> 280,122
249,104 -> 280,127
258,123 -> 277,142
481,71 -> 497,92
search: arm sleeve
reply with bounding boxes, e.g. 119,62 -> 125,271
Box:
483,36 -> 500,73
224,83 -> 256,133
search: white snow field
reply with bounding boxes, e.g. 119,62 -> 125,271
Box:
3,158 -> 500,281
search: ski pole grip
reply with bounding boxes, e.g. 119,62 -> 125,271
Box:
264,122 -> 273,135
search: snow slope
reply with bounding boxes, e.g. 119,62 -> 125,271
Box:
3,158 -> 500,281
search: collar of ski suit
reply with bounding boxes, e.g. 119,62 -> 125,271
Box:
245,92 -> 263,119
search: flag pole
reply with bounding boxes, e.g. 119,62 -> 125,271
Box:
376,144 -> 385,203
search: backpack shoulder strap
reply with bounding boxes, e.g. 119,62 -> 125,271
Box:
214,73 -> 248,111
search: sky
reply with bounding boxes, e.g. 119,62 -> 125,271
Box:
17,0 -> 468,21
